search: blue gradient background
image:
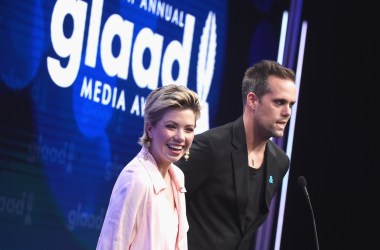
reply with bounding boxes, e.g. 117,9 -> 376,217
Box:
0,0 -> 298,249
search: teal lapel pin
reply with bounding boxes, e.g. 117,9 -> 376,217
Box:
269,176 -> 274,184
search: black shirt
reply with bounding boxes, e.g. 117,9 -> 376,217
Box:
245,164 -> 265,232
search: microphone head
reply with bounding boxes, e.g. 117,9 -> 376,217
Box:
297,176 -> 307,187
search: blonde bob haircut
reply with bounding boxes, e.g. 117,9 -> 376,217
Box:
138,84 -> 201,147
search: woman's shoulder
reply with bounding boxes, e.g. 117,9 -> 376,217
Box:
115,157 -> 152,188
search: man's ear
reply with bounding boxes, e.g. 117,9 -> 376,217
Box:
247,92 -> 257,109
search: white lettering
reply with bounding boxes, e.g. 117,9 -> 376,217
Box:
140,95 -> 146,116
80,77 -> 126,111
102,83 -> 112,105
93,80 -> 102,102
116,89 -> 126,111
48,0 -> 197,112
80,77 -> 93,99
162,14 -> 194,86
164,5 -> 172,22
140,0 -> 184,28
100,14 -> 134,79
85,0 -> 104,67
47,0 -> 87,87
130,95 -> 140,116
132,28 -> 163,90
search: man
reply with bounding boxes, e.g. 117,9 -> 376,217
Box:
176,60 -> 297,250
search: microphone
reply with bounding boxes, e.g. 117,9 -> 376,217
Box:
297,176 -> 320,250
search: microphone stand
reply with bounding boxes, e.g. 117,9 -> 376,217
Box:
298,176 -> 320,250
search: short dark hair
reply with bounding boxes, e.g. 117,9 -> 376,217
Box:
242,60 -> 295,106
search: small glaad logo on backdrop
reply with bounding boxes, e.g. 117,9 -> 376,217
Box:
27,135 -> 76,174
47,0 -> 218,116
0,192 -> 34,225
67,203 -> 105,230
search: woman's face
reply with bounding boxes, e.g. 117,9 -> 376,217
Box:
147,108 -> 196,168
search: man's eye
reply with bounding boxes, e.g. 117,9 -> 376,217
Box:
275,100 -> 283,105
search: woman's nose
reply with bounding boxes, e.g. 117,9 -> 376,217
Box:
174,130 -> 185,142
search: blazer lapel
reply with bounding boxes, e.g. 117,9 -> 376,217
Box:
263,141 -> 281,211
231,117 -> 249,234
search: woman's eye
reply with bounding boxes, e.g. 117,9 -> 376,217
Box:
185,127 -> 194,133
166,124 -> 176,129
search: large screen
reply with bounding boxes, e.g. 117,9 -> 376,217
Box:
0,0 -> 303,249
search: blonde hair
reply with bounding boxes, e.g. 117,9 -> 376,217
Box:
138,84 -> 201,147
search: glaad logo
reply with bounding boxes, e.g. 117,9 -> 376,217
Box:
47,0 -> 217,123
67,203 -> 105,230
0,192 -> 34,225
27,136 -> 76,174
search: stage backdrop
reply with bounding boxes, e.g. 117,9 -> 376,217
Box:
0,0 -> 301,249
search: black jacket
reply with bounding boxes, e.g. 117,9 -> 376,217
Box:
176,116 -> 289,250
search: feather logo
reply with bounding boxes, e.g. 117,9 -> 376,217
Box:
195,11 -> 217,134
197,11 -> 217,102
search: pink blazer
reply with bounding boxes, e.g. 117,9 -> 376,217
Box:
97,147 -> 189,250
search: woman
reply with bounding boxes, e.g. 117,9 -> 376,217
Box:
97,84 -> 201,250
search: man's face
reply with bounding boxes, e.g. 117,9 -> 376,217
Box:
255,76 -> 297,138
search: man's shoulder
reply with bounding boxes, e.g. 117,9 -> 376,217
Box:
267,140 -> 289,160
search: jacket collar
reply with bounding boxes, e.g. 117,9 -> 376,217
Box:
230,117 -> 282,233
137,146 -> 186,194
231,117 -> 249,233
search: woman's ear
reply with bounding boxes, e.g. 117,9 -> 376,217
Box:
146,123 -> 153,138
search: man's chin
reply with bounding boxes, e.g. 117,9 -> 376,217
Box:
272,132 -> 284,138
